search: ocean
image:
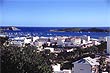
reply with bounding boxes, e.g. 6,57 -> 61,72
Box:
4,27 -> 110,38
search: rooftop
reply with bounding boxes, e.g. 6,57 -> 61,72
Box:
73,57 -> 100,66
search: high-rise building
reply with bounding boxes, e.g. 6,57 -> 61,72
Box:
107,36 -> 110,54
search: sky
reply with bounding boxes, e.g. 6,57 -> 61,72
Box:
0,0 -> 110,27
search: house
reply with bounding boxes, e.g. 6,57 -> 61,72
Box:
98,37 -> 107,42
52,64 -> 61,72
81,35 -> 90,42
56,36 -> 66,46
44,47 -> 55,52
71,37 -> 81,45
9,36 -> 34,47
24,37 -> 32,44
72,57 -> 99,73
32,36 -> 39,42
33,41 -> 44,47
66,48 -> 74,52
9,37 -> 25,47
52,64 -> 71,73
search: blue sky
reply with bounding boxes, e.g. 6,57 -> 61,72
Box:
0,0 -> 110,27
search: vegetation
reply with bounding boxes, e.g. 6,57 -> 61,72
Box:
0,36 -> 9,45
59,42 -> 107,70
1,45 -> 53,73
96,41 -> 107,54
50,27 -> 110,32
52,46 -> 98,69
0,37 -> 107,72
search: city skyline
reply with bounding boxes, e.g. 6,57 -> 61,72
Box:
0,0 -> 110,27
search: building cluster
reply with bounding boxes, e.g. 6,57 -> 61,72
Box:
52,56 -> 110,73
1,34 -> 110,73
6,35 -> 101,51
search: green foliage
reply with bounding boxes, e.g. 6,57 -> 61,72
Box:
1,45 -> 53,73
96,42 -> 107,53
0,36 -> 9,45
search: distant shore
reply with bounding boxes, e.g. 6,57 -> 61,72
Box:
0,26 -> 20,31
50,27 -> 110,32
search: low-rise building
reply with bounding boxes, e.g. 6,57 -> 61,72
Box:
52,64 -> 71,73
9,37 -> 33,46
99,37 -> 107,42
52,64 -> 61,72
71,37 -> 81,45
81,35 -> 90,42
44,47 -> 55,52
72,57 -> 99,73
9,37 -> 25,47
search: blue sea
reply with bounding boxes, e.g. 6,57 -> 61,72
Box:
4,27 -> 110,38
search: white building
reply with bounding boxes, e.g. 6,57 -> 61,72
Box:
38,37 -> 48,43
52,64 -> 61,72
44,47 -> 55,52
57,39 -> 65,46
92,40 -> 100,45
81,39 -> 86,44
9,37 -> 25,47
57,36 -> 65,46
72,57 -> 99,73
0,34 -> 7,37
107,36 -> 110,54
81,35 -> 90,41
66,48 -> 74,52
32,36 -> 39,42
33,41 -> 44,47
10,40 -> 24,47
71,38 -> 81,45
99,37 -> 107,42
52,64 -> 71,73
24,37 -> 32,44
9,37 -> 33,46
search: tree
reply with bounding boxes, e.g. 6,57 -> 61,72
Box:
96,42 -> 107,54
0,36 -> 9,45
88,46 -> 98,54
1,45 -> 53,73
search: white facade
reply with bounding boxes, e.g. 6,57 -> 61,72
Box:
10,40 -> 24,47
32,36 -> 39,42
57,37 -> 65,46
99,37 -> 107,42
67,49 -> 73,52
107,37 -> 110,54
92,40 -> 100,45
0,34 -> 7,37
62,70 -> 71,73
57,40 -> 64,46
24,38 -> 32,44
71,38 -> 81,45
52,64 -> 72,73
81,39 -> 86,44
44,47 -> 54,52
10,37 -> 32,45
34,41 -> 44,47
10,37 -> 25,46
72,57 -> 99,73
81,35 -> 90,41
52,64 -> 61,71
73,63 -> 91,73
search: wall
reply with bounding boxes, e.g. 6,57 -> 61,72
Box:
73,63 -> 91,73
